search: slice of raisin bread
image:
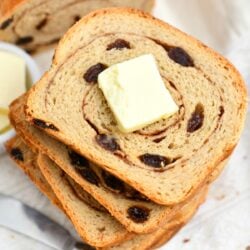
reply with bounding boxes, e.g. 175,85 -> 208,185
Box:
5,135 -> 62,210
25,8 -> 247,205
10,94 -> 227,234
0,0 -> 154,52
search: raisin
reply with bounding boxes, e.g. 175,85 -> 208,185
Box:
168,47 -> 194,67
68,150 -> 98,185
98,227 -> 106,232
219,106 -> 224,117
107,39 -> 131,50
153,136 -> 166,143
74,15 -> 81,22
16,36 -> 34,45
78,168 -> 100,186
127,206 -> 150,223
36,18 -> 47,30
139,154 -> 171,168
187,104 -> 204,132
10,148 -> 24,161
102,171 -> 124,192
83,63 -> 107,83
96,134 -> 120,152
33,119 -> 59,131
0,18 -> 13,29
68,150 -> 89,167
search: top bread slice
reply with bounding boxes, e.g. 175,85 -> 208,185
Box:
0,0 -> 154,52
25,8 -> 247,205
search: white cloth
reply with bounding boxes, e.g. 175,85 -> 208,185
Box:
0,0 -> 250,249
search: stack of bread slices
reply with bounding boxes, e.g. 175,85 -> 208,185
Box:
5,8 -> 247,249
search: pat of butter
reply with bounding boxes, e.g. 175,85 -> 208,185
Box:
0,50 -> 26,109
98,54 -> 179,133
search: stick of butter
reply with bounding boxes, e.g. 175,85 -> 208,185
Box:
0,50 -> 26,109
98,54 -> 179,133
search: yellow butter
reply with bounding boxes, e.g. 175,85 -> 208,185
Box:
98,54 -> 178,133
0,51 -> 26,109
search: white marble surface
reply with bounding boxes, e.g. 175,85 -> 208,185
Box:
0,0 -> 250,249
